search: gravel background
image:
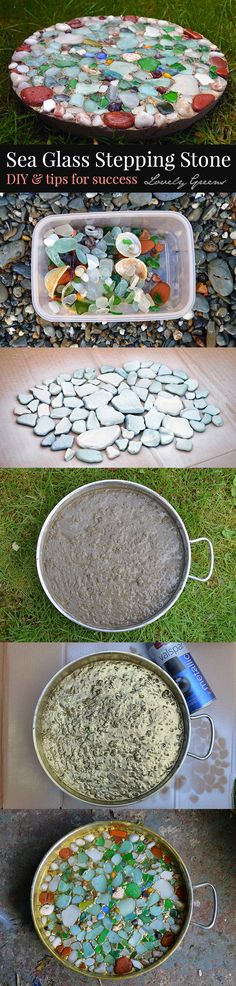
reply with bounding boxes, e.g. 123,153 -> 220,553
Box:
0,190 -> 236,349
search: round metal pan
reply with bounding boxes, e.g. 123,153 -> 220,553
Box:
36,479 -> 214,632
31,818 -> 218,979
33,650 -> 214,806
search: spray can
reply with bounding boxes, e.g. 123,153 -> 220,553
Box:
144,642 -> 215,714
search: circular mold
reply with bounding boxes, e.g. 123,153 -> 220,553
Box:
31,819 -> 191,978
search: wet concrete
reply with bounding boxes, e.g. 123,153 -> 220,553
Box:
0,810 -> 235,986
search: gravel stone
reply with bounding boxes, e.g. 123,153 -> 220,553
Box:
175,438 -> 193,451
76,449 -> 103,463
34,416 -> 55,436
51,435 -> 74,450
141,429 -> 161,447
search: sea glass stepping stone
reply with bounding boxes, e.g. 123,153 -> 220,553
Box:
9,17 -> 228,137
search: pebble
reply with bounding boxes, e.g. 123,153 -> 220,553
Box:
142,429 -> 161,447
190,420 -> 206,432
70,408 -> 88,422
96,405 -> 124,426
123,361 -> 140,372
145,408 -> 163,429
55,418 -> 72,435
116,438 -> 128,451
208,258 -> 233,297
164,382 -> 188,397
125,414 -> 145,434
160,432 -> 174,445
64,449 -> 75,461
84,390 -> 111,410
106,445 -> 121,459
163,416 -> 193,439
112,391 -> 144,414
128,440 -> 142,454
87,410 -> 99,430
17,392 -> 32,405
16,413 -> 37,427
34,416 -> 55,436
175,438 -> 193,451
155,393 -> 183,415
0,283 -> 8,303
76,449 -> 103,463
205,405 -> 220,415
181,408 -> 201,420
0,240 -> 26,268
50,407 -> 71,419
77,425 -> 121,450
52,435 -> 74,450
71,420 -> 86,434
41,434 -> 55,447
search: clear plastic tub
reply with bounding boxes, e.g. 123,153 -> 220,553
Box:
31,210 -> 195,323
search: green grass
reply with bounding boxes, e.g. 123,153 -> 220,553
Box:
0,468 -> 235,643
1,0 -> 235,144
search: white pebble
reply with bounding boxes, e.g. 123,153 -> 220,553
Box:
106,445 -> 121,459
135,112 -> 155,128
42,99 -> 56,112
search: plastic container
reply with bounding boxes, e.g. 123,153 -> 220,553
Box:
31,210 -> 195,323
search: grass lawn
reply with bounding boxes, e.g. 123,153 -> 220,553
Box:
1,0 -> 235,144
0,467 -> 235,642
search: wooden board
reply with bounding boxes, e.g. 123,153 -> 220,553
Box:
0,348 -> 235,468
1,641 -> 235,810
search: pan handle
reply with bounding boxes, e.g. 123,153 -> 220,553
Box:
188,714 -> 215,760
189,537 -> 214,582
192,883 -> 218,929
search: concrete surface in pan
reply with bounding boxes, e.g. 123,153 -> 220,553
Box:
1,642 -> 236,810
0,809 -> 235,986
0,348 -> 235,468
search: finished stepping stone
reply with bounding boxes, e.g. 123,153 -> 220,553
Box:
9,17 -> 229,138
33,823 -> 188,977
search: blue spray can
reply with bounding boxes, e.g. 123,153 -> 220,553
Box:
144,642 -> 215,714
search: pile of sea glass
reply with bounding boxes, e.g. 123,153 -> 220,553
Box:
43,223 -> 170,316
